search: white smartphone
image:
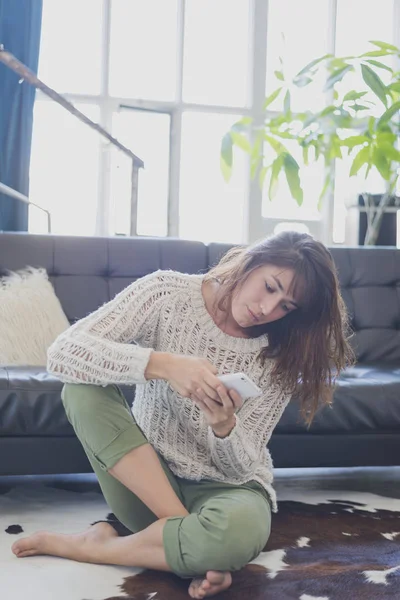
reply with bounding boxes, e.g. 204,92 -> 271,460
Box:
218,372 -> 262,401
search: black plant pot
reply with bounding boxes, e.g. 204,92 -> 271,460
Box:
357,194 -> 398,246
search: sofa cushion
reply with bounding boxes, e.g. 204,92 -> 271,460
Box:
275,363 -> 400,434
0,367 -> 136,437
1,364 -> 399,438
0,367 -> 67,436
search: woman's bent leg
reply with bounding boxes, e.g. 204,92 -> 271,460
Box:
61,383 -> 186,532
163,482 -> 272,578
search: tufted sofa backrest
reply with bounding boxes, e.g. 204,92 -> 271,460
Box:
0,233 -> 208,323
1,233 -> 400,363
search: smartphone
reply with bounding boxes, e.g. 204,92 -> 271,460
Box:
218,372 -> 262,401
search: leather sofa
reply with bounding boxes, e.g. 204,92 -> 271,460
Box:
1,232 -> 400,476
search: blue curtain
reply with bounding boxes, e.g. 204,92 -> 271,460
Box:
0,0 -> 43,231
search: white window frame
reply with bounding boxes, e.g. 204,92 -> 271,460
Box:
34,0 -> 398,245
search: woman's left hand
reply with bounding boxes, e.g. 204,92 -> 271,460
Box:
192,384 -> 243,438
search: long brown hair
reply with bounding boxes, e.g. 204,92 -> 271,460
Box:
205,231 -> 356,426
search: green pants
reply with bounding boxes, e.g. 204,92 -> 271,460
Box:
61,383 -> 271,578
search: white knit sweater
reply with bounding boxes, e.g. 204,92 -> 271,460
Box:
47,270 -> 291,511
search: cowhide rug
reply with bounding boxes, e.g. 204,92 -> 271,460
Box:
1,477 -> 400,599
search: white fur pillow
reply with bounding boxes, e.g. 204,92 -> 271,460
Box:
0,268 -> 70,366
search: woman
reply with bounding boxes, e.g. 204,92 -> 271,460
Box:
12,231 -> 354,599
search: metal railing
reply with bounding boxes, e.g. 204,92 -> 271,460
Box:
0,44 -> 144,235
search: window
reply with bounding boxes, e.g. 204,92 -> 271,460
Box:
38,0 -> 103,95
335,0 -> 395,107
109,0 -> 179,100
31,0 -> 400,245
110,109 -> 171,237
265,0 -> 330,112
29,103 -> 101,236
180,112 -> 247,243
183,0 -> 251,107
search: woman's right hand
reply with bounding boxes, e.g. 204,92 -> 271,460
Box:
145,351 -> 224,402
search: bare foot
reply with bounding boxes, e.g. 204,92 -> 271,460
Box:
188,570 -> 232,598
11,521 -> 118,562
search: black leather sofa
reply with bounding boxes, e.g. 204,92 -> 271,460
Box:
1,232 -> 400,476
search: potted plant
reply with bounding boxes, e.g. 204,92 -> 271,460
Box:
221,40 -> 400,245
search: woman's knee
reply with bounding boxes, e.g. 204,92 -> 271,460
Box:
62,382 -> 100,411
61,383 -> 124,419
174,500 -> 271,575
202,503 -> 271,570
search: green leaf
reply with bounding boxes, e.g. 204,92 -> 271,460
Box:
230,131 -> 251,153
274,70 -> 284,81
320,105 -> 337,117
351,103 -> 372,112
368,116 -> 376,134
283,153 -> 303,206
264,134 -> 286,154
370,40 -> 399,52
328,58 -> 347,69
284,90 -> 291,113
362,50 -> 391,57
233,116 -> 253,128
349,146 -> 370,176
220,155 -> 232,182
295,54 -> 332,78
387,83 -> 400,93
293,75 -> 313,88
220,134 -> 233,181
373,147 -> 391,179
251,129 -> 264,161
302,145 -> 309,166
250,156 -> 261,179
270,130 -> 295,139
343,91 -> 368,101
328,138 -> 342,160
263,87 -> 282,109
365,59 -> 393,73
268,155 -> 284,200
361,64 -> 388,107
377,144 -> 400,162
324,65 -> 353,91
377,101 -> 400,126
341,135 -> 370,148
376,131 -> 396,146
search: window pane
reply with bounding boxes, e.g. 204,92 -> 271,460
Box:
110,110 -> 170,237
335,0 -> 395,105
266,0 -> 330,112
29,103 -> 101,235
183,0 -> 251,106
180,113 -> 247,243
336,0 -> 394,56
38,0 -> 103,95
262,140 -> 324,221
110,0 -> 178,100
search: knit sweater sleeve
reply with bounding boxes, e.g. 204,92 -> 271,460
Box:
47,270 -> 176,386
207,381 -> 290,480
